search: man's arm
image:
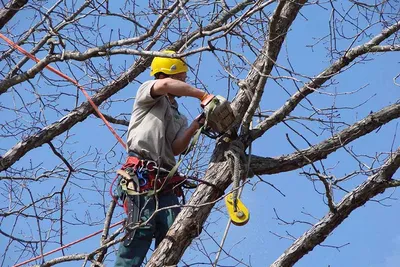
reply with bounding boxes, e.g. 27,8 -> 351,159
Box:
172,118 -> 203,156
151,78 -> 205,100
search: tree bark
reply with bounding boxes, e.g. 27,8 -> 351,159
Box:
249,20 -> 400,142
0,0 -> 28,30
146,149 -> 232,266
146,1 -> 308,265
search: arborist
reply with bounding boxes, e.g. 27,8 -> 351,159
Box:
114,50 -> 209,267
0,31 -> 245,267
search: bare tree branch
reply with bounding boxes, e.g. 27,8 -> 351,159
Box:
250,102 -> 400,175
369,44 -> 400,52
270,148 -> 400,267
0,0 -> 255,172
249,20 -> 400,142
1,1 -> 399,266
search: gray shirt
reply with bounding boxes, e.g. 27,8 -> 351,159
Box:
127,80 -> 188,168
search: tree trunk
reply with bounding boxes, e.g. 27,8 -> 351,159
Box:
147,145 -> 232,266
146,0 -> 308,265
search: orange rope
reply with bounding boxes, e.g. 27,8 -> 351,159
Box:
0,33 -> 127,149
0,33 -> 128,266
12,220 -> 124,267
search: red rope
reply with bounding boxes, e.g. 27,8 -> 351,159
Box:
110,174 -> 124,207
12,220 -> 124,267
0,33 -> 127,150
0,34 -> 128,265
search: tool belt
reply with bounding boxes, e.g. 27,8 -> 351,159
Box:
117,156 -> 187,197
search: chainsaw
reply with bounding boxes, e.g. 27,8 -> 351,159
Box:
199,94 -> 236,138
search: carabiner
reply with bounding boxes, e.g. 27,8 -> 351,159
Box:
146,161 -> 157,171
137,170 -> 148,187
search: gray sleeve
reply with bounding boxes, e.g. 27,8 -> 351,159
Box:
135,80 -> 160,108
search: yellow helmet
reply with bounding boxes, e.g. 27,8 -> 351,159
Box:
150,50 -> 188,76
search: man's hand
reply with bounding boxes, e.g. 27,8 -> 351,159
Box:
190,113 -> 206,131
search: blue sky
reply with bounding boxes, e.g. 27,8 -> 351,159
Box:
1,1 -> 399,267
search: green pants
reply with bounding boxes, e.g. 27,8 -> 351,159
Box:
114,192 -> 180,267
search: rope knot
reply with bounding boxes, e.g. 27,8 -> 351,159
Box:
224,140 -> 248,211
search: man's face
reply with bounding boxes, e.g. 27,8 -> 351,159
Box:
170,72 -> 187,82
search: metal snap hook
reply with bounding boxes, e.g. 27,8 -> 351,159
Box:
146,161 -> 157,171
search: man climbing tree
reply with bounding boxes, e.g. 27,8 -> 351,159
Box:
1,1 -> 399,267
114,51 -> 207,266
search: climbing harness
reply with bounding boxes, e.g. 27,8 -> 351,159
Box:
115,154 -> 204,245
113,93 -> 234,241
116,156 -> 190,197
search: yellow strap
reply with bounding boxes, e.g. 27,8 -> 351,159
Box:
225,192 -> 250,226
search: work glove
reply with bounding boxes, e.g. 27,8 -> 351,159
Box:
200,94 -> 216,108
